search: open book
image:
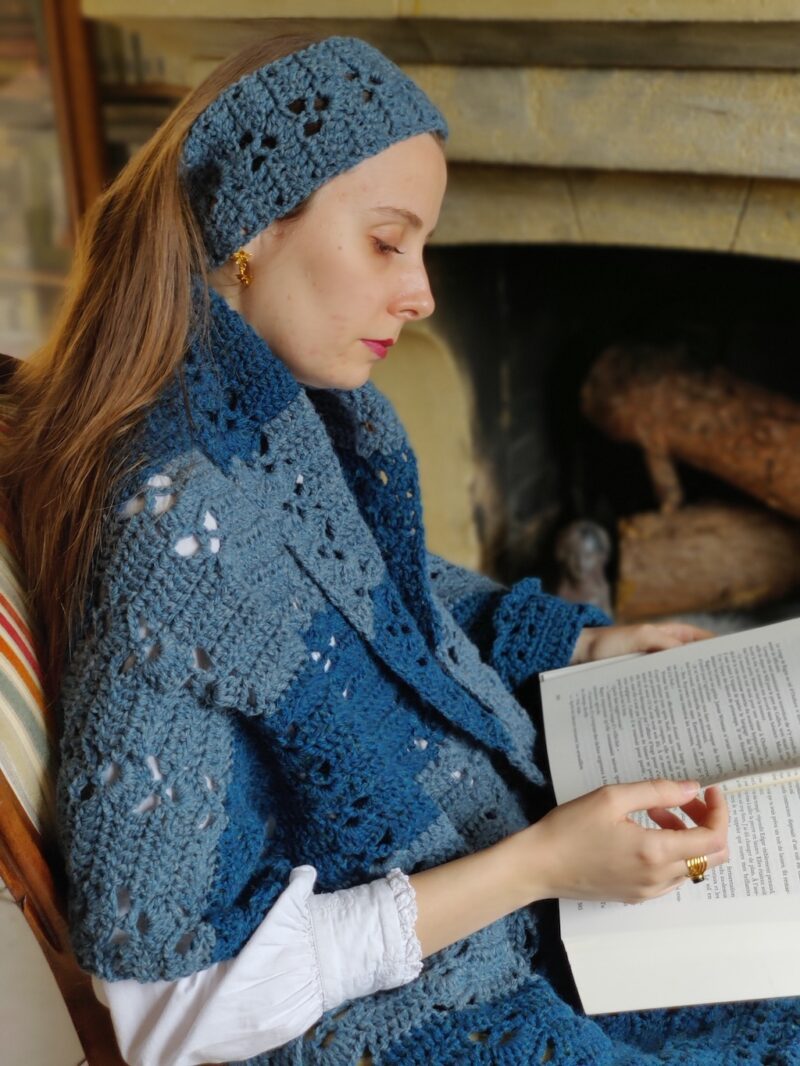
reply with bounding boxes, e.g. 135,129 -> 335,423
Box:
539,617 -> 800,1015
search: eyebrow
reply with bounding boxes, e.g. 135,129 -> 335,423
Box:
368,206 -> 436,238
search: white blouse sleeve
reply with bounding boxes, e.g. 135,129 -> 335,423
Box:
94,865 -> 423,1066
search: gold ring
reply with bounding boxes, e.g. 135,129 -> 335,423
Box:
686,855 -> 708,884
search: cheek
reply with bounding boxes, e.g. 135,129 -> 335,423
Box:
309,258 -> 374,331
257,232 -> 379,352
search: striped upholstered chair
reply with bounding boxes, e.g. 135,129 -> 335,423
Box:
0,353 -> 125,1065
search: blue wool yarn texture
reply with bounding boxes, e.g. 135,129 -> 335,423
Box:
181,36 -> 448,267
56,291 -> 800,1064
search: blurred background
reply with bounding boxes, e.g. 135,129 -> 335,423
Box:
1,0 -> 71,359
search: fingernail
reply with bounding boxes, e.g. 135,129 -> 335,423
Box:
681,780 -> 700,795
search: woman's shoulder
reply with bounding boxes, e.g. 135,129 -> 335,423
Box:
65,437 -> 319,709
99,439 -> 291,610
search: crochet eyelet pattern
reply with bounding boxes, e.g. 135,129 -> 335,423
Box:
181,37 -> 448,267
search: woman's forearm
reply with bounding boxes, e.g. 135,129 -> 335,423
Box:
409,779 -> 728,959
409,830 -> 534,958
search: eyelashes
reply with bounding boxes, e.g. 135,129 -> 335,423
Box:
372,237 -> 405,256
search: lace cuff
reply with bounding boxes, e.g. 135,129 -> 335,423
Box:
385,867 -> 423,984
309,869 -> 424,1011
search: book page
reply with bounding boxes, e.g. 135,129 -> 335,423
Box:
541,618 -> 800,804
540,619 -> 800,1012
565,902 -> 800,1014
560,774 -> 800,1012
558,771 -> 800,1010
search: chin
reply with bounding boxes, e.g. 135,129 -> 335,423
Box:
327,367 -> 373,391
296,354 -> 373,391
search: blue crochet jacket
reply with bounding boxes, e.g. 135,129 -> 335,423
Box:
57,291 -> 800,1065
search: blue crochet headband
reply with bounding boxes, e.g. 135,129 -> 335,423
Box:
181,36 -> 449,268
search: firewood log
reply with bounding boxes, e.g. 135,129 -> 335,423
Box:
582,345 -> 800,520
616,503 -> 800,621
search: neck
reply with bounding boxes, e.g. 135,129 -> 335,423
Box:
207,264 -> 244,316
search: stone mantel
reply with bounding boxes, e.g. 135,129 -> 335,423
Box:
82,1 -> 800,259
81,2 -> 800,23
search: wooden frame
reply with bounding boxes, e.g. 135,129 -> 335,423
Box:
0,774 -> 126,1065
42,0 -> 107,236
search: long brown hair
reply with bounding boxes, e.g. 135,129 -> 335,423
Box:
2,33 -> 320,703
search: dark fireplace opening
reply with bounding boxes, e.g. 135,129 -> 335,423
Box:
425,243 -> 800,622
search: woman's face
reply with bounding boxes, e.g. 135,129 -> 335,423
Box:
224,132 -> 447,390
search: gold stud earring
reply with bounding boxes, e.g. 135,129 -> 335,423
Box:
231,249 -> 252,287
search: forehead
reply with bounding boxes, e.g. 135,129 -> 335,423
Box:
313,133 -> 447,218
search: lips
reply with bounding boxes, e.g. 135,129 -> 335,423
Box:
361,338 -> 395,360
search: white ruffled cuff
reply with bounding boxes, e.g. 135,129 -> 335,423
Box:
95,866 -> 424,1065
309,868 -> 423,1012
385,867 -> 423,985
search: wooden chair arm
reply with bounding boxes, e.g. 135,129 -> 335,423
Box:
0,775 -> 127,1065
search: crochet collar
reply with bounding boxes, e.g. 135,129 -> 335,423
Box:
178,289 -> 437,630
141,289 -> 539,783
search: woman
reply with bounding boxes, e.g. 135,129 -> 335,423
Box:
4,33 -> 797,1066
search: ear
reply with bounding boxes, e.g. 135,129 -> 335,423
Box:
209,232 -> 265,301
243,229 -> 263,253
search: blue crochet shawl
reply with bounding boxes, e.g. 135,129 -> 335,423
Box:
57,291 -> 800,1065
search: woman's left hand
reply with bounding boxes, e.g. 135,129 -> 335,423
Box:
570,622 -> 714,665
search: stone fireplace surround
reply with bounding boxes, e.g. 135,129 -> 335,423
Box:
85,1 -> 800,261
82,2 -> 800,599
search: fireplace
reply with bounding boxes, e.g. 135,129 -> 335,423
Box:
76,6 -> 800,621
374,242 -> 800,624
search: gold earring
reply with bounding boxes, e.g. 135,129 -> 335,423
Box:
231,249 -> 252,287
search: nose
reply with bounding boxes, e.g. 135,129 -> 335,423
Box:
390,263 -> 435,321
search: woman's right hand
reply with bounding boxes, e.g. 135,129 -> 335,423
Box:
519,779 -> 729,905
410,778 -> 728,958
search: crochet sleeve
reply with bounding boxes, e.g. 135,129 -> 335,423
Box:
96,866 -> 421,1065
56,463 -> 297,982
57,551 -> 241,978
426,552 -> 610,690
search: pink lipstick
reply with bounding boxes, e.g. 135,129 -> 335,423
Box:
361,338 -> 395,359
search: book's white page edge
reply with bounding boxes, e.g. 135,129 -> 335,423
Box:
539,616 -> 800,685
567,918 -> 800,1015
539,652 -> 642,682
560,886 -> 800,940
